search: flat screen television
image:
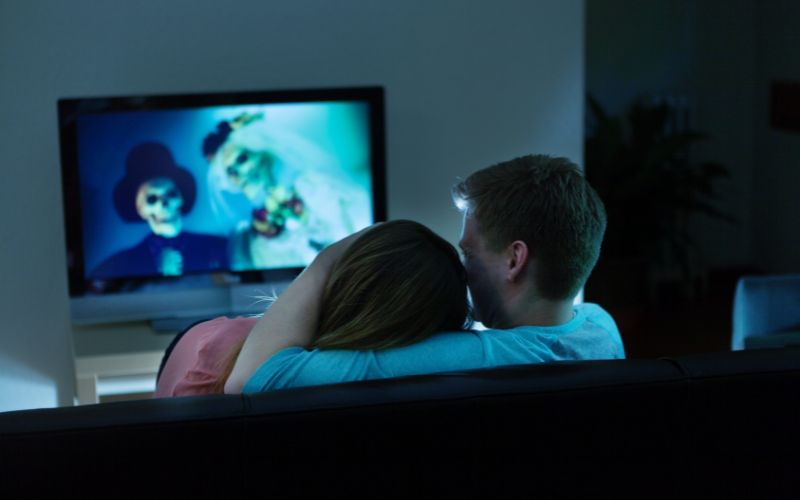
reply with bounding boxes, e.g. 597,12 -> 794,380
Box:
58,86 -> 386,329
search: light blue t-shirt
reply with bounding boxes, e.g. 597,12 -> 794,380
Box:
242,303 -> 624,393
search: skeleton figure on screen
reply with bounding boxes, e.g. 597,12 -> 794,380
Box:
202,112 -> 367,271
135,177 -> 185,274
89,142 -> 229,280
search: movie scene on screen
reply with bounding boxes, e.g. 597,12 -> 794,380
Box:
76,100 -> 375,292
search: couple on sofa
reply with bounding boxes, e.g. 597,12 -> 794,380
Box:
155,154 -> 625,397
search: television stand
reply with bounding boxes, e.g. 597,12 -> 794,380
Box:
72,321 -> 179,405
75,350 -> 164,405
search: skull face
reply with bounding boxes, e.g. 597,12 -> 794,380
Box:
218,144 -> 274,201
135,177 -> 183,237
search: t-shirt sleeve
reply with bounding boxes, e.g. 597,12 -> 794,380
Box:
242,347 -> 383,393
161,316 -> 257,397
242,330 -> 486,393
583,303 -> 626,358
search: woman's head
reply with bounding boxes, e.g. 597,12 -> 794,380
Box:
313,220 -> 471,350
211,219 -> 471,393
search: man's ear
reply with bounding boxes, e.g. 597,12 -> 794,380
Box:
506,240 -> 529,282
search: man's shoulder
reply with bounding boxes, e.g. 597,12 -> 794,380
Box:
570,302 -> 625,358
374,330 -> 484,361
576,302 -> 619,331
476,303 -> 624,360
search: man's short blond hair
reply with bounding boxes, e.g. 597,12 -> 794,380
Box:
453,154 -> 607,300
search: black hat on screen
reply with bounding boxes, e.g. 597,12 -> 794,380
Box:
113,142 -> 197,222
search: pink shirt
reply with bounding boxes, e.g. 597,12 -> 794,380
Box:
154,316 -> 258,397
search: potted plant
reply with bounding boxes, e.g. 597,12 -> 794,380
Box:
584,94 -> 736,306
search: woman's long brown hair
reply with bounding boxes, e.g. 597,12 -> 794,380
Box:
212,220 -> 470,392
313,219 -> 470,349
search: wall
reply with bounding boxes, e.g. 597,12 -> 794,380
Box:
586,0 -> 757,271
586,0 -> 698,116
587,0 -> 800,274
754,0 -> 800,273
0,0 -> 585,411
690,0 -> 757,271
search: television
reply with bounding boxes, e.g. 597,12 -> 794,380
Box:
58,86 -> 386,329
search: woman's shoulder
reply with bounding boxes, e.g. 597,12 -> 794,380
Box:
194,316 -> 258,349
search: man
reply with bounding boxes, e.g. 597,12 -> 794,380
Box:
453,154 -> 608,331
90,142 -> 229,280
225,154 -> 624,394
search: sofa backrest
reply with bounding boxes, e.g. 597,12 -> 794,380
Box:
2,348 -> 799,498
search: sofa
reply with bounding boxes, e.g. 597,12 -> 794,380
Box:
2,347 -> 799,499
733,274 -> 800,349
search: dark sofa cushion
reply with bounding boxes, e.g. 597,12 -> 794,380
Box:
1,349 -> 800,498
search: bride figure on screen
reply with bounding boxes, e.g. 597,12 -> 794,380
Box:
202,111 -> 370,271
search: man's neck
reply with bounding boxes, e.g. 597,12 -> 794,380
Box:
505,297 -> 575,328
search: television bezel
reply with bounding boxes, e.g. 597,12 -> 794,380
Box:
58,85 -> 386,324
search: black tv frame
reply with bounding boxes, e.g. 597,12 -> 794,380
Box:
57,85 -> 386,316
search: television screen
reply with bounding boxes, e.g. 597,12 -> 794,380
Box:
59,86 -> 386,325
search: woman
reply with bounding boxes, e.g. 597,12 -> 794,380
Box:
155,219 -> 470,397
